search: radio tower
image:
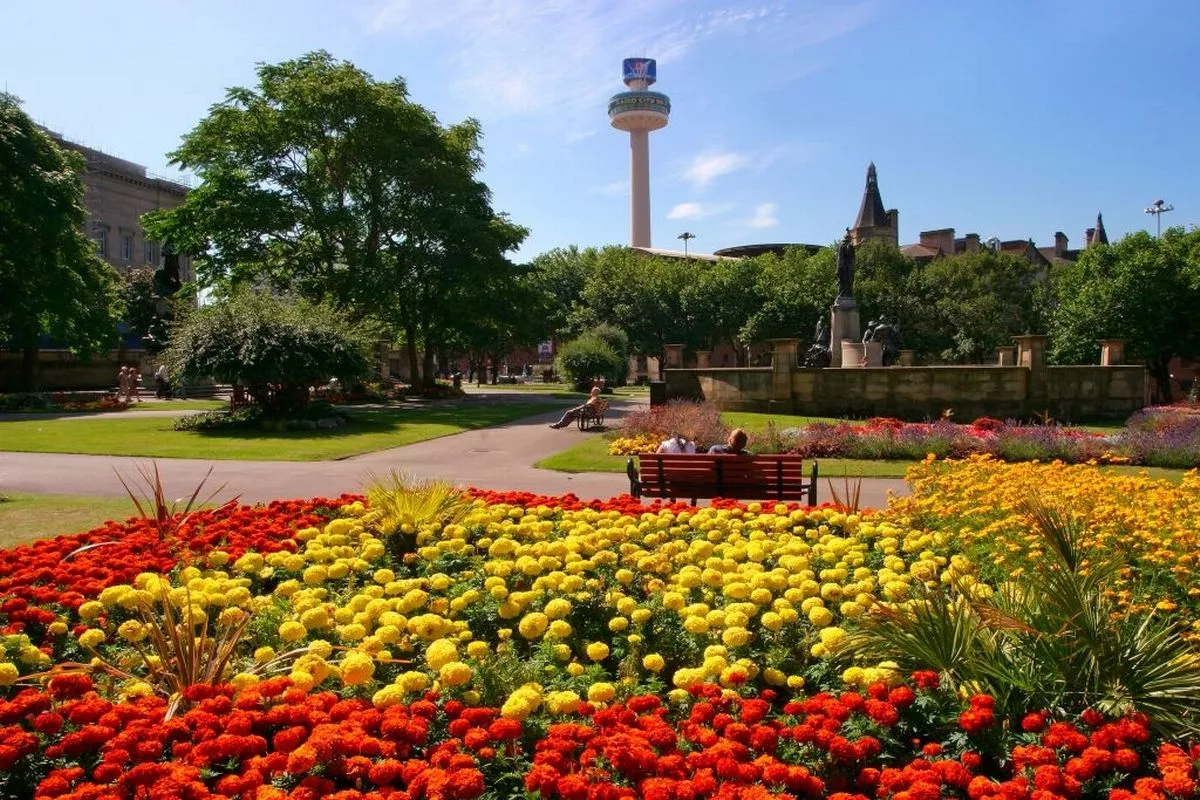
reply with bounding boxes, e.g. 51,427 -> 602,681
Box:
608,58 -> 671,248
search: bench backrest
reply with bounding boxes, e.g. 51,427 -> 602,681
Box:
637,453 -> 808,501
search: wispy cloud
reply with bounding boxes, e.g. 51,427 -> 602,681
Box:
737,202 -> 780,229
683,151 -> 752,189
667,201 -> 732,220
366,2 -> 878,127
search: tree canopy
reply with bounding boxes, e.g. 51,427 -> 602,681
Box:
0,93 -> 122,389
1049,228 -> 1200,400
143,51 -> 527,386
163,290 -> 371,415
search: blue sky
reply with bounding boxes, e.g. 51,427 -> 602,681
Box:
3,0 -> 1197,260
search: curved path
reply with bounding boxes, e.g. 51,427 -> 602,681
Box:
0,394 -> 909,508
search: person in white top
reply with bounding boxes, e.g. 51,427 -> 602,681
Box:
657,433 -> 696,454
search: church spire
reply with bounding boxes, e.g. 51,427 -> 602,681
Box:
853,162 -> 888,231
1088,212 -> 1109,247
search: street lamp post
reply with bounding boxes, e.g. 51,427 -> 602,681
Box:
1144,198 -> 1174,238
677,231 -> 696,257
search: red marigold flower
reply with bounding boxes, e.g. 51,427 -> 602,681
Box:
912,671 -> 940,690
1080,708 -> 1105,727
1022,712 -> 1048,733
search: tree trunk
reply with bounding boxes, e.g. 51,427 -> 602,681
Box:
20,345 -> 38,392
404,327 -> 420,386
422,342 -> 436,388
1152,357 -> 1174,404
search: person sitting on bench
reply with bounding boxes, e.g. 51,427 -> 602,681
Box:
549,386 -> 603,429
708,428 -> 750,455
657,432 -> 696,454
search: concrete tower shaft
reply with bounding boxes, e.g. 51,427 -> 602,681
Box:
608,58 -> 670,248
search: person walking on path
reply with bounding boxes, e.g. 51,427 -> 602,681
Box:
549,386 -> 603,429
128,367 -> 142,402
117,367 -> 130,404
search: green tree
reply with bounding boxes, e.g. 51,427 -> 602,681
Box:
143,51 -> 525,387
682,256 -> 766,365
0,94 -> 122,389
577,248 -> 698,372
1050,228 -> 1200,401
163,290 -> 370,415
527,246 -> 599,338
905,250 -> 1043,363
555,334 -> 625,390
740,248 -> 836,345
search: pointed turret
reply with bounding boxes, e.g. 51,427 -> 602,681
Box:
853,162 -> 888,231
849,162 -> 898,247
1087,212 -> 1108,247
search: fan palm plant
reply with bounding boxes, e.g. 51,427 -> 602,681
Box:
362,472 -> 473,559
848,497 -> 1200,736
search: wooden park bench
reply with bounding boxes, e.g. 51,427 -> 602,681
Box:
577,399 -> 609,430
627,453 -> 818,506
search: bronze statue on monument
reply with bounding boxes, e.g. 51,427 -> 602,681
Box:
835,229 -> 856,307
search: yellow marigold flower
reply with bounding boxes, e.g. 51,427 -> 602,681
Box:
117,620 -> 147,643
78,629 -> 106,649
721,626 -> 751,648
439,661 -> 472,687
608,617 -> 629,632
547,619 -> 573,640
48,622 -> 68,636
207,550 -> 230,567
544,598 -> 572,619
341,651 -> 376,686
373,685 -> 406,709
254,646 -> 277,664
289,670 -> 315,692
566,662 -> 585,677
807,606 -> 834,627
586,642 -> 610,661
0,663 -> 19,686
466,641 -> 490,659
279,621 -> 307,643
545,690 -> 581,715
397,671 -> 430,693
518,612 -> 549,640
642,653 -> 666,672
77,601 -> 105,621
425,639 -> 459,670
230,672 -> 259,691
587,682 -> 616,703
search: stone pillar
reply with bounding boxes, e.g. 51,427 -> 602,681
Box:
898,349 -> 915,366
996,346 -> 1016,366
863,341 -> 883,367
695,350 -> 711,369
841,342 -> 866,368
1013,334 -> 1048,406
664,344 -> 684,369
829,304 -> 861,368
1013,335 -> 1047,370
1099,339 -> 1126,366
768,338 -> 798,405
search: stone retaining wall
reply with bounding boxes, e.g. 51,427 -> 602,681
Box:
664,336 -> 1147,422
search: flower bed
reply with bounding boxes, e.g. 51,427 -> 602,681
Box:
0,393 -> 127,414
1,476 -> 1199,798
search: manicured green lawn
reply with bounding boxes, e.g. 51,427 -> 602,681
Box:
533,436 -> 915,478
0,493 -> 141,549
0,402 -> 561,461
124,400 -> 227,412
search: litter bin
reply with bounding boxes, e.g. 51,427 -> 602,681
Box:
649,381 -> 667,407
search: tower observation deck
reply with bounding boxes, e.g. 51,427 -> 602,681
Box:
608,58 -> 670,248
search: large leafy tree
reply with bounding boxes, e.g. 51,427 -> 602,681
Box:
1050,228 -> 1200,401
0,93 -> 122,389
740,247 -> 837,345
143,51 -> 525,386
164,290 -> 370,415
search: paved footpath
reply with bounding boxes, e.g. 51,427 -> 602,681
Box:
0,395 -> 909,508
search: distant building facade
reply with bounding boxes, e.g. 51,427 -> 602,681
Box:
714,162 -> 1109,269
44,131 -> 192,281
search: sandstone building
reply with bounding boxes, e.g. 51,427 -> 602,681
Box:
44,130 -> 193,282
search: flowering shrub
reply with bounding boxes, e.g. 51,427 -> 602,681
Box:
0,392 -> 128,414
618,400 -> 729,451
2,475 -> 1200,797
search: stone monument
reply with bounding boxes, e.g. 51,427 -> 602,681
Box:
830,230 -> 861,367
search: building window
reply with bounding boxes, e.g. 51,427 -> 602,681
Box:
96,230 -> 108,257
144,240 -> 156,265
121,235 -> 133,263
